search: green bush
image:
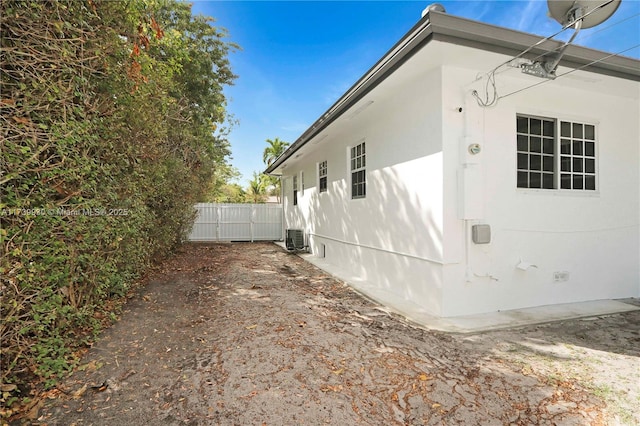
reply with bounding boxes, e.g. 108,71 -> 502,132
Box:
0,0 -> 236,406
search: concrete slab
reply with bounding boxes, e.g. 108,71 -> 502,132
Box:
291,247 -> 640,333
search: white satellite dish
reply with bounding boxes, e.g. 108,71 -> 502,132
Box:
521,0 -> 622,78
548,0 -> 621,29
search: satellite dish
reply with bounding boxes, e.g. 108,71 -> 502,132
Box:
522,0 -> 622,78
547,0 -> 621,29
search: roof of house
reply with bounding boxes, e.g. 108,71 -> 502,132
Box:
265,8 -> 640,175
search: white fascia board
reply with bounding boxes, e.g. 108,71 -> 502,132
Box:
265,10 -> 640,176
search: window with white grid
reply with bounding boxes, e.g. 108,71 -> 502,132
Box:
318,161 -> 327,193
516,114 -> 596,191
350,142 -> 366,199
559,121 -> 597,190
292,175 -> 298,205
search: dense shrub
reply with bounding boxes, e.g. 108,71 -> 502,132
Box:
0,0 -> 236,406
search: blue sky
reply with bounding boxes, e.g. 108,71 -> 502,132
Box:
190,1 -> 640,185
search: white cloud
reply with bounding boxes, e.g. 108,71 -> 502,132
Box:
514,0 -> 547,32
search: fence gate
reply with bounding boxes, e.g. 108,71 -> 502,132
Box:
188,203 -> 283,242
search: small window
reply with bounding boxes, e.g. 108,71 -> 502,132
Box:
292,175 -> 298,206
516,114 -> 596,191
318,161 -> 327,193
350,142 -> 366,199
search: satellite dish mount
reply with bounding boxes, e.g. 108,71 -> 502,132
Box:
521,0 -> 621,79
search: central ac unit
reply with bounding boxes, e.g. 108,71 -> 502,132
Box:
285,229 -> 306,251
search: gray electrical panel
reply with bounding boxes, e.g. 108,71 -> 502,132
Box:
472,224 -> 491,244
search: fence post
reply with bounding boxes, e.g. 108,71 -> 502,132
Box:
216,205 -> 221,241
250,204 -> 255,242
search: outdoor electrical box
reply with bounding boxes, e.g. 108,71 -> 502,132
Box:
472,224 -> 491,244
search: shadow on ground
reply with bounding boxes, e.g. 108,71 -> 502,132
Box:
21,243 -> 639,425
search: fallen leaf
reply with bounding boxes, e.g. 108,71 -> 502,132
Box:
240,390 -> 258,399
432,403 -> 441,409
13,116 -> 31,125
77,360 -> 103,372
25,398 -> 44,420
320,385 -> 343,392
332,368 -> 344,375
72,384 -> 87,399
245,324 -> 257,330
418,374 -> 429,381
0,383 -> 17,392
90,382 -> 108,392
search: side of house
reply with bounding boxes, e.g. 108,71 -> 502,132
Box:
268,11 -> 640,318
281,56 -> 447,315
441,61 -> 640,316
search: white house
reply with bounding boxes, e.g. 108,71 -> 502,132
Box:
265,7 -> 640,318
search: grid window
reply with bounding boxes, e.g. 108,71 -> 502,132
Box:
292,175 -> 298,206
350,142 -> 366,199
516,115 -> 596,191
318,161 -> 327,193
516,115 -> 556,189
559,121 -> 597,190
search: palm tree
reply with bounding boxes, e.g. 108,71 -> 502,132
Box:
262,138 -> 290,203
246,172 -> 267,203
262,137 -> 290,166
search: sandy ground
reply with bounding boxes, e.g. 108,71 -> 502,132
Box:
23,242 -> 640,425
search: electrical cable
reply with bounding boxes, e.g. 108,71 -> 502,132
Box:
487,0 -> 617,75
497,43 -> 640,100
523,12 -> 640,66
573,12 -> 640,44
471,70 -> 499,107
471,0 -> 634,107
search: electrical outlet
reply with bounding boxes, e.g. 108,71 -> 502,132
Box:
553,271 -> 570,282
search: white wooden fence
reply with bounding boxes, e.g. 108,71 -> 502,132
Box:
188,203 -> 283,242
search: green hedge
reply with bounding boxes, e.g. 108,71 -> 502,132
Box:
0,0 -> 236,405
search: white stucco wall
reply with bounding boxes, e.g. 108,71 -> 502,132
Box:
282,63 -> 448,316
440,62 -> 640,317
280,41 -> 639,318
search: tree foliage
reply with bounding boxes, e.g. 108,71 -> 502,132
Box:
262,137 -> 289,166
262,138 -> 289,202
0,0 -> 237,405
246,172 -> 268,203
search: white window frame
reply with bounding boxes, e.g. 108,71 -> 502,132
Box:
318,161 -> 327,193
516,114 -> 597,192
292,175 -> 298,206
349,140 -> 366,199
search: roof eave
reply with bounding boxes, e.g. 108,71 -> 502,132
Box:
264,12 -> 435,176
427,12 -> 640,80
264,10 -> 640,176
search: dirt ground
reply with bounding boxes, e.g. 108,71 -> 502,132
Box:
21,242 -> 640,425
